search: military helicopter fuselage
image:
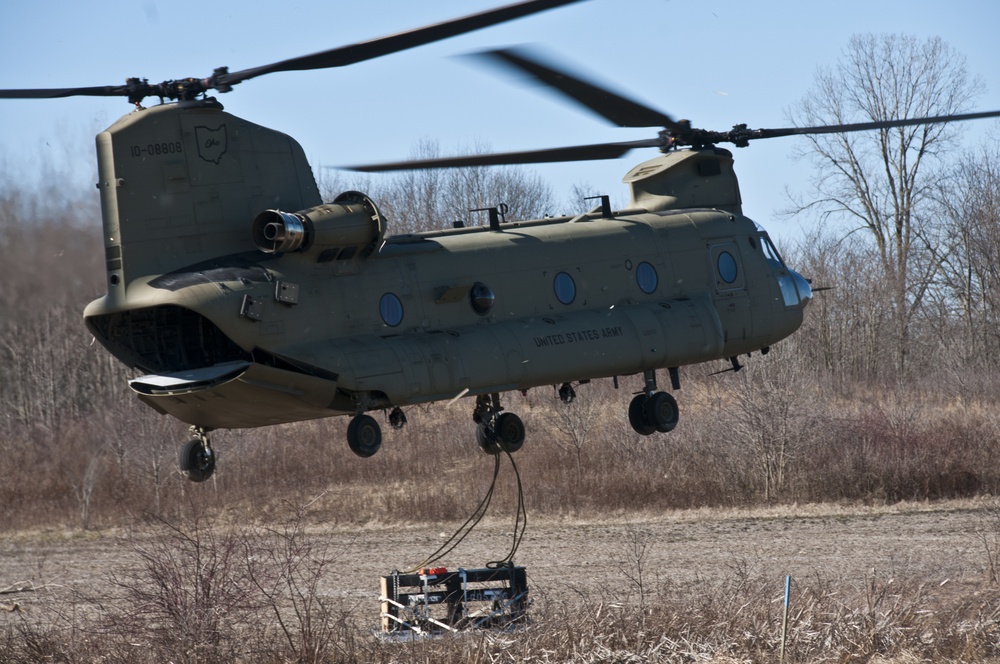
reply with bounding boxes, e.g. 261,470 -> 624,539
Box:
82,100 -> 811,476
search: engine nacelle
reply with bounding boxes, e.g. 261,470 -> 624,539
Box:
252,191 -> 385,261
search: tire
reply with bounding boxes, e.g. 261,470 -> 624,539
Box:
180,438 -> 216,482
645,391 -> 679,433
495,412 -> 525,453
347,414 -> 382,458
627,394 -> 656,435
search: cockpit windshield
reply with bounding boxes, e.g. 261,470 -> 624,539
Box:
754,221 -> 786,270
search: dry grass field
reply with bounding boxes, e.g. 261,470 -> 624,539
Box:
4,497 -> 1000,662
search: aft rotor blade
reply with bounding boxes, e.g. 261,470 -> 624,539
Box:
349,138 -> 661,172
749,109 -> 1000,141
475,46 -> 678,129
221,0 -> 588,85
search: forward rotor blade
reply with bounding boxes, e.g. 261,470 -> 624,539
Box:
749,109 -> 1000,141
221,0 -> 588,86
349,138 -> 661,172
0,0 -> 587,101
475,46 -> 677,129
0,85 -> 126,99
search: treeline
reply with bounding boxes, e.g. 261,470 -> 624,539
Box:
788,34 -> 1000,377
788,144 -> 1000,381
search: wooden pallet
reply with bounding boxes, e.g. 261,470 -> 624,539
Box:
379,565 -> 528,634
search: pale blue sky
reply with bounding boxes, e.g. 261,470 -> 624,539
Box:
2,0 -> 999,243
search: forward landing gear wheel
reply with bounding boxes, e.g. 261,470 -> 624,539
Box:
628,392 -> 679,435
628,394 -> 657,436
347,414 -> 382,458
180,438 -> 216,483
645,391 -> 679,433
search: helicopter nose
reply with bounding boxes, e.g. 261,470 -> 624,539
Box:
791,269 -> 812,307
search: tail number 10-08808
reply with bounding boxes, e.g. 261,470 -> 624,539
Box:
129,142 -> 183,157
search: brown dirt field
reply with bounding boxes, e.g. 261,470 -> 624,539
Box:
2,498 -> 996,623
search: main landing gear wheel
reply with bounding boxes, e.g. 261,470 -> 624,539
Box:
347,414 -> 382,458
180,428 -> 216,482
645,391 -> 679,432
629,391 -> 679,435
628,394 -> 657,436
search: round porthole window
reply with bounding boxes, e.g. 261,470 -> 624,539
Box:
470,282 -> 495,315
553,272 -> 576,305
379,293 -> 403,327
718,251 -> 738,284
636,261 -> 658,294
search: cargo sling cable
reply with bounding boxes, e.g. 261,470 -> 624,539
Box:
406,448 -> 527,573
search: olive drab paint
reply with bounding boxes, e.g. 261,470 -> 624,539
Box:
83,100 -> 811,436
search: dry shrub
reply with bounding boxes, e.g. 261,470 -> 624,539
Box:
7,363 -> 1000,531
6,507 -> 1000,663
2,506 -> 368,664
9,571 -> 1000,663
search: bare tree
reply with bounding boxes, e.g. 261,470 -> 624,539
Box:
552,388 -> 600,479
791,34 -> 981,374
789,230 -> 892,377
935,143 -> 1000,365
74,451 -> 102,530
732,352 -> 810,502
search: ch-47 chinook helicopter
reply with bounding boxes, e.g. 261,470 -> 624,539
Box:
5,3 -> 1000,483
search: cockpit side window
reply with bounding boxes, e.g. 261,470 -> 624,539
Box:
753,222 -> 800,307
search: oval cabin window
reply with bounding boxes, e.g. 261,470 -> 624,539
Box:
637,262 -> 658,294
379,293 -> 404,327
553,272 -> 576,305
718,252 -> 738,284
